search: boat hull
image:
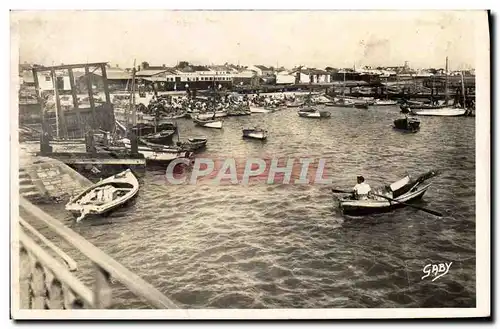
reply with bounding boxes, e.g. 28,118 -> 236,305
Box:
393,118 -> 420,133
122,138 -> 193,163
249,107 -> 270,113
413,108 -> 467,117
339,183 -> 431,216
65,169 -> 139,221
196,111 -> 228,120
242,129 -> 267,140
193,119 -> 223,129
298,110 -> 331,118
374,100 -> 398,106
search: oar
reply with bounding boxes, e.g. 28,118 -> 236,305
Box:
331,188 -> 443,217
372,193 -> 443,217
331,188 -> 352,194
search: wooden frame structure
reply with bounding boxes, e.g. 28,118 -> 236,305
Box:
32,62 -> 115,142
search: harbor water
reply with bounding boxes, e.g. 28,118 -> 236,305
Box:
28,105 -> 476,309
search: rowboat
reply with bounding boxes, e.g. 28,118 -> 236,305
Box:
298,108 -> 331,118
413,107 -> 467,117
65,169 -> 139,222
242,128 -> 268,140
393,117 -> 420,132
324,100 -> 370,109
121,138 -> 193,163
180,137 -> 208,151
140,129 -> 176,145
337,171 -> 438,216
196,111 -> 228,120
193,117 -> 223,129
249,106 -> 270,114
374,99 -> 398,106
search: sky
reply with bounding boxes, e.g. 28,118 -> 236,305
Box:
11,10 -> 485,70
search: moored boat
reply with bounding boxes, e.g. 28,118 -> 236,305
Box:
298,108 -> 331,118
193,117 -> 223,129
140,129 -> 176,145
65,169 -> 139,222
242,128 -> 268,140
196,111 -> 228,120
413,107 -> 467,117
121,138 -> 193,164
177,137 -> 208,152
374,99 -> 398,106
393,117 -> 420,132
249,106 -> 270,114
336,170 -> 439,216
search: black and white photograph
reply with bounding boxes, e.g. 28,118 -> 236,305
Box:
9,9 -> 490,319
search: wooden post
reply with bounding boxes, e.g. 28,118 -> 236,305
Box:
68,68 -> 83,138
100,64 -> 111,105
84,66 -> 97,129
50,69 -> 61,139
67,69 -> 79,110
32,68 -> 46,152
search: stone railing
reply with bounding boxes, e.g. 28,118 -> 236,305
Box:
15,196 -> 179,310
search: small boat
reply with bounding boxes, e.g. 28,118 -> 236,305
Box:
337,171 -> 438,216
140,129 -> 176,145
298,108 -> 331,118
65,169 -> 139,222
374,99 -> 398,106
393,117 -> 421,133
249,106 -> 270,114
242,128 -> 268,140
324,99 -> 369,109
196,111 -> 228,120
286,102 -> 304,108
355,103 -> 370,109
193,117 -> 223,129
121,138 -> 193,163
129,122 -> 177,137
177,137 -> 208,152
227,109 -> 251,116
413,107 -> 467,117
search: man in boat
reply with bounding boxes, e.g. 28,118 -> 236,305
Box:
353,176 -> 371,200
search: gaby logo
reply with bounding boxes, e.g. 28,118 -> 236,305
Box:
164,157 -> 333,185
421,262 -> 452,282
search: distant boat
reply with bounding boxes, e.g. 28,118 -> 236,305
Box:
249,106 -> 270,113
393,117 -> 421,132
177,137 -> 208,152
298,108 -> 331,118
121,138 -> 193,163
140,129 -> 176,145
196,111 -> 228,120
374,99 -> 398,106
193,116 -> 223,129
413,107 -> 467,117
65,169 -> 139,222
227,108 -> 251,116
325,98 -> 370,109
242,128 -> 268,140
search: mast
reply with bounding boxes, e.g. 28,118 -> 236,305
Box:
128,59 -> 137,127
342,71 -> 346,98
444,56 -> 449,105
460,70 -> 466,108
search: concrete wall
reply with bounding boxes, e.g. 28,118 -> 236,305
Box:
20,155 -> 92,202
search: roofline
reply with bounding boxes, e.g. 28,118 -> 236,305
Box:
32,62 -> 109,72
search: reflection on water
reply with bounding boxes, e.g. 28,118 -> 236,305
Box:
26,105 -> 476,308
